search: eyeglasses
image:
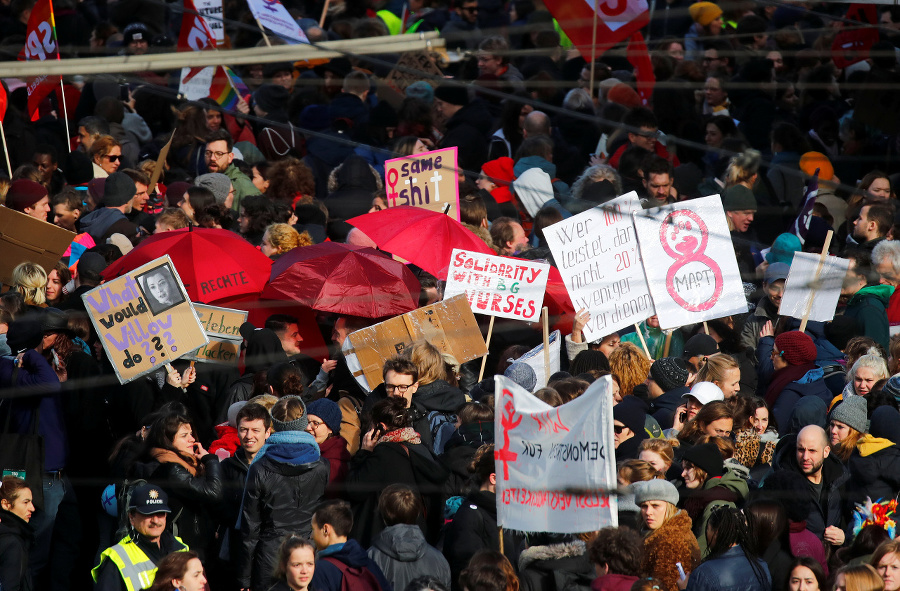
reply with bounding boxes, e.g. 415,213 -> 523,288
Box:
308,419 -> 325,429
385,383 -> 414,393
637,130 -> 661,139
205,150 -> 228,159
104,154 -> 121,162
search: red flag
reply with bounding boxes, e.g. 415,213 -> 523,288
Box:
178,0 -> 218,83
832,4 -> 879,69
19,0 -> 61,121
543,0 -> 649,59
0,83 -> 7,124
626,32 -> 655,105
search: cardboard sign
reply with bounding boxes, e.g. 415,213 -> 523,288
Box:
82,256 -> 209,384
346,294 -> 487,390
186,303 -> 247,365
444,249 -> 550,322
632,195 -> 748,330
779,252 -> 850,323
384,147 -> 461,220
246,0 -> 309,43
0,206 -> 75,289
195,0 -> 224,44
494,375 -> 618,533
544,192 -> 654,341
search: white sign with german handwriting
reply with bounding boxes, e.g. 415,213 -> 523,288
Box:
494,375 -> 618,533
444,249 -> 550,322
544,192 -> 654,342
632,195 -> 748,330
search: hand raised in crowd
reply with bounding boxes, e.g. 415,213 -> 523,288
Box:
165,365 -> 183,388
571,308 -> 591,343
361,428 -> 378,452
321,358 -> 337,373
759,320 -> 774,339
673,404 -> 689,432
236,95 -> 250,115
181,365 -> 197,386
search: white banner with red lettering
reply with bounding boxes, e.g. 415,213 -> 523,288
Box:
246,0 -> 309,43
494,375 -> 617,533
444,249 -> 549,322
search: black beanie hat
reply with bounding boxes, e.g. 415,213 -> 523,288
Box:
682,442 -> 724,478
434,84 -> 469,107
650,357 -> 690,392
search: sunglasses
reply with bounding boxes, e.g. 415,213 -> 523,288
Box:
104,154 -> 121,162
613,424 -> 627,434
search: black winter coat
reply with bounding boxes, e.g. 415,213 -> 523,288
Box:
238,442 -> 329,591
518,540 -> 594,591
443,490 -> 521,591
142,453 -> 223,560
440,99 -> 493,175
846,439 -> 900,511
346,440 -> 449,547
771,443 -> 848,537
0,509 -> 33,591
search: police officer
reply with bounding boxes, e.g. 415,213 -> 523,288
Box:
92,484 -> 189,591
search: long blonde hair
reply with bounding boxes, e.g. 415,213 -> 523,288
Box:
12,262 -> 48,306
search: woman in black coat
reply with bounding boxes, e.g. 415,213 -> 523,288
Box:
136,408 -> 223,560
237,396 -> 329,591
346,397 -> 449,547
0,476 -> 35,591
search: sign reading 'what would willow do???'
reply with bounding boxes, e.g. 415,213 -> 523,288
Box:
82,256 -> 208,384
632,195 -> 747,330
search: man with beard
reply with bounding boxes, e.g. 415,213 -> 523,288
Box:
851,202 -> 892,252
773,425 -> 849,544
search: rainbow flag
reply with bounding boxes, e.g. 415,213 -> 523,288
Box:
209,66 -> 250,111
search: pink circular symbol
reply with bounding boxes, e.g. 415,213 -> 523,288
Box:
659,209 -> 723,312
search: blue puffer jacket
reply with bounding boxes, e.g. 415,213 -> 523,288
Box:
770,367 -> 833,435
686,545 -> 771,591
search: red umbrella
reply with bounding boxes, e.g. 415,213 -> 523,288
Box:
261,242 -> 420,319
102,227 -> 272,306
347,206 -> 495,280
544,266 -> 576,333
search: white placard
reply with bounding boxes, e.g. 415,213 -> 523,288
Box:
632,195 -> 748,330
178,66 -> 215,100
779,252 -> 850,322
494,375 -> 618,533
514,330 -> 560,389
544,192 -> 654,341
444,249 -> 550,322
195,0 -> 225,43
246,0 -> 310,44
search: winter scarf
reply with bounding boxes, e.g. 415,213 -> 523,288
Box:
377,427 -> 422,446
765,362 -> 818,406
150,448 -> 200,476
251,430 -> 320,465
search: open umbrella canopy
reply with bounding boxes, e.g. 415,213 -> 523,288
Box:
101,227 -> 272,306
262,242 -> 420,319
347,206 -> 495,279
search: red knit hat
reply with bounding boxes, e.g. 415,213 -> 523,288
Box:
774,331 -> 817,366
481,157 -> 515,204
6,179 -> 48,212
607,83 -> 642,109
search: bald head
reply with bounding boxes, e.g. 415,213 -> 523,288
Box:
523,111 -> 551,138
796,425 -> 830,482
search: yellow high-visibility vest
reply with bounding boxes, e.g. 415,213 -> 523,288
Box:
91,535 -> 188,591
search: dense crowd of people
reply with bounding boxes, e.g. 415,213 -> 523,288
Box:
2,0 -> 900,590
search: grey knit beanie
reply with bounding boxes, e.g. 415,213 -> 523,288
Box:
504,362 -> 537,392
632,479 -> 679,506
829,394 -> 868,434
271,395 -> 308,432
195,173 -> 232,205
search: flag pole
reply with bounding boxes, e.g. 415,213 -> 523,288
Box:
254,17 -> 274,47
588,0 -> 599,100
47,0 -> 71,150
319,0 -> 331,28
0,121 -> 11,176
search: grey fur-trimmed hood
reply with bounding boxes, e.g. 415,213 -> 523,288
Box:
517,540 -> 586,571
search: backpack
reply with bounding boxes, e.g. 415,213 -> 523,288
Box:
427,410 -> 457,455
113,478 -> 148,540
321,557 -> 383,591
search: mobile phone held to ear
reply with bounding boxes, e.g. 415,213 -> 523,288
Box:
679,411 -> 688,423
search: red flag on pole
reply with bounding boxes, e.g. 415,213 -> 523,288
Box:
543,0 -> 649,58
19,0 -> 61,121
0,83 -> 7,123
178,0 -> 218,84
626,32 -> 656,105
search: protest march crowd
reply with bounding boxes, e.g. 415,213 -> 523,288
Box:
6,0 -> 900,590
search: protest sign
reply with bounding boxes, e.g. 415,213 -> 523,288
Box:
632,195 -> 748,330
195,0 -> 224,44
83,256 -> 208,384
186,303 -> 247,364
779,252 -> 850,323
384,147 -> 460,220
179,66 -> 215,100
444,249 -> 550,322
346,294 -> 486,390
385,51 -> 445,94
544,192 -> 654,341
494,375 -> 618,533
0,206 -> 74,289
246,0 -> 309,43
514,330 -> 560,390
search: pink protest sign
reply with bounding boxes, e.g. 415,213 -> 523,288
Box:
632,195 -> 747,330
384,147 -> 461,220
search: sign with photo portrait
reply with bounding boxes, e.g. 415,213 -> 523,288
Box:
82,255 -> 208,384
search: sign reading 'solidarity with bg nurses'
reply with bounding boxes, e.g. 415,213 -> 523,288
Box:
82,256 -> 208,384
